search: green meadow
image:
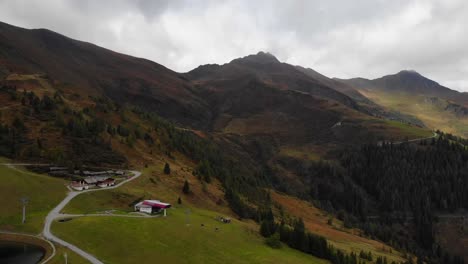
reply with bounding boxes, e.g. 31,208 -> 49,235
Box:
53,207 -> 328,264
0,160 -> 67,233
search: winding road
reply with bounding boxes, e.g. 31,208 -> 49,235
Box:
393,132 -> 438,144
0,164 -> 143,264
42,170 -> 142,264
378,131 -> 438,145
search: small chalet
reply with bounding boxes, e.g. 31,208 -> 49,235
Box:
134,200 -> 171,216
97,178 -> 115,188
71,180 -> 89,191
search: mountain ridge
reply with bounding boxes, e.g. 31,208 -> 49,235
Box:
337,70 -> 468,106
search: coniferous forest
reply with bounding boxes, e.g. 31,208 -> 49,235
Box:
303,133 -> 467,263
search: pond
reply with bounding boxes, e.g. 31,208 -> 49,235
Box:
0,240 -> 45,264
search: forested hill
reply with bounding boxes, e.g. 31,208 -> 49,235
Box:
339,133 -> 467,261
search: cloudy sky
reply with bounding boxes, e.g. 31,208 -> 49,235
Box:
1,0 -> 468,91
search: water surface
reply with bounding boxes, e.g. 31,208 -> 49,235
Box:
0,240 -> 45,264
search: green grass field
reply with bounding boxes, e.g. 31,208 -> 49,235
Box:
48,245 -> 90,264
57,165 -> 329,264
382,119 -> 434,139
0,160 -> 67,233
362,90 -> 468,138
53,207 -> 328,264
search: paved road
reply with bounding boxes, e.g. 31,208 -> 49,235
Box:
56,213 -> 159,219
378,132 -> 438,145
41,170 -> 142,264
394,132 -> 438,144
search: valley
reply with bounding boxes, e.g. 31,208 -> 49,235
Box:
0,20 -> 466,264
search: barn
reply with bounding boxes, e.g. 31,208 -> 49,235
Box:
134,200 -> 171,216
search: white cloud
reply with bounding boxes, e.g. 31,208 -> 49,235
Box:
1,0 -> 468,91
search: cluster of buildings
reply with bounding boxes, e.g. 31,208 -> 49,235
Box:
70,176 -> 116,191
65,168 -> 127,191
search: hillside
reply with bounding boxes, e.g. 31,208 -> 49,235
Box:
338,70 -> 468,106
0,21 -> 211,128
0,21 -> 463,264
338,71 -> 468,137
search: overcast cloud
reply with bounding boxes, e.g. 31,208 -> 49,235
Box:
1,0 -> 468,91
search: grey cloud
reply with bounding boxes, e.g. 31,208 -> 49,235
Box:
0,0 -> 467,91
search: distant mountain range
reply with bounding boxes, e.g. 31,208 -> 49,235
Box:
1,21 -> 430,149
2,19 -> 466,140
337,70 -> 468,106
337,70 -> 468,137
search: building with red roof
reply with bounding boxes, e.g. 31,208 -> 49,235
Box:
134,200 -> 171,216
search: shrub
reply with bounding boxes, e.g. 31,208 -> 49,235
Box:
265,233 -> 282,249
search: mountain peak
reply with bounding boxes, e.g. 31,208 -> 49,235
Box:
231,51 -> 280,64
255,51 -> 278,60
397,69 -> 421,76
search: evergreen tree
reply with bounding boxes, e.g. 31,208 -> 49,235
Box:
260,220 -> 272,237
182,180 -> 190,194
164,162 -> 171,174
12,116 -> 25,131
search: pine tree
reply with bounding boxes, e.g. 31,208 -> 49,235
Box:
182,180 -> 190,194
164,162 -> 171,174
260,220 -> 272,237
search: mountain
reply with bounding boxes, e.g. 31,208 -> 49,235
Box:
0,21 -> 211,128
186,52 -> 434,148
337,71 -> 468,137
0,20 -> 417,143
339,70 -> 468,106
294,65 -> 371,104
187,51 -> 361,111
0,20 -> 434,187
2,21 -> 459,264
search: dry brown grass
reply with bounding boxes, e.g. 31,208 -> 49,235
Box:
435,217 -> 468,262
271,191 -> 405,263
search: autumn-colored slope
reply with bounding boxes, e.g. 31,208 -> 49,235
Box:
271,191 -> 405,263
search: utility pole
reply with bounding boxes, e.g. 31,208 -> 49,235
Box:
20,197 -> 28,224
64,252 -> 68,264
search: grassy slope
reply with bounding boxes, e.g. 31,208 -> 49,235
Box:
221,99 -> 432,144
361,90 -> 468,138
49,245 -> 93,264
59,160 -> 408,264
0,160 -> 95,263
63,157 -> 229,215
53,209 -> 328,264
0,159 -> 67,233
55,163 -> 327,264
271,192 -> 405,263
